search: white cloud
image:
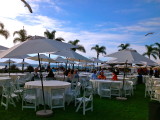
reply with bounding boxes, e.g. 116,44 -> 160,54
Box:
28,0 -> 64,13
0,0 -> 32,18
102,17 -> 160,34
139,17 -> 160,27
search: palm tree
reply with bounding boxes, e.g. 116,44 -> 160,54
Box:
44,29 -> 56,39
55,37 -> 65,42
44,29 -> 56,65
0,22 -> 9,39
13,29 -> 31,43
68,39 -> 86,53
91,45 -> 106,59
154,42 -> 160,59
118,43 -> 130,51
143,45 -> 158,59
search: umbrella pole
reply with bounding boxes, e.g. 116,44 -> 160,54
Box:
122,60 -> 128,91
116,60 -> 128,100
48,54 -> 50,65
9,59 -> 10,76
22,59 -> 24,73
36,53 -> 53,117
38,53 -> 46,111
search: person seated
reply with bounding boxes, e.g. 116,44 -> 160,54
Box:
52,67 -> 56,72
34,67 -> 39,77
46,64 -> 51,72
91,70 -> 97,79
154,69 -> 159,78
3,65 -> 8,73
46,68 -> 55,80
112,71 -> 118,81
64,68 -> 71,76
98,71 -> 106,79
73,69 -> 79,78
67,69 -> 74,82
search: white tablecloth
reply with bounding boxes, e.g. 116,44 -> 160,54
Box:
0,73 -> 26,80
0,76 -> 11,86
24,80 -> 71,105
106,76 -> 130,81
90,79 -> 123,93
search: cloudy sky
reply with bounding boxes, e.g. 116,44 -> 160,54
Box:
0,0 -> 160,63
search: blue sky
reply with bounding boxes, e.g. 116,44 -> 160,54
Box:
0,0 -> 160,63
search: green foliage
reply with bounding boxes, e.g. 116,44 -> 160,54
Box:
91,45 -> 106,59
0,22 -> 10,39
118,43 -> 130,51
9,64 -> 20,72
44,29 -> 56,39
68,39 -> 86,53
13,29 -> 31,43
143,44 -> 157,59
26,65 -> 34,73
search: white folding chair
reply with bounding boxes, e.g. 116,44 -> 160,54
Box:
98,82 -> 111,98
50,88 -> 65,110
150,86 -> 160,102
123,81 -> 134,97
130,77 -> 137,89
22,88 -> 37,111
110,82 -> 122,97
71,77 -> 78,89
66,82 -> 81,106
75,87 -> 93,115
10,81 -> 23,99
145,78 -> 153,97
1,85 -> 18,110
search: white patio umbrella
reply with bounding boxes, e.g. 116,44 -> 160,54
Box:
54,56 -> 75,69
18,61 -> 29,65
53,50 -> 92,69
0,45 -> 8,50
54,56 -> 68,63
0,36 -> 76,58
107,49 -> 157,66
107,49 -> 158,99
90,57 -> 103,69
27,54 -> 56,63
0,36 -> 77,116
2,59 -> 16,75
2,59 -> 16,64
1,53 -> 29,73
91,57 -> 103,63
53,50 -> 91,63
18,61 -> 29,71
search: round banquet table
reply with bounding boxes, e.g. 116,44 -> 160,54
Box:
0,73 -> 26,80
25,80 -> 71,89
24,80 -> 71,106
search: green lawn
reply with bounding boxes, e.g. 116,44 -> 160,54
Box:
0,84 -> 150,120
